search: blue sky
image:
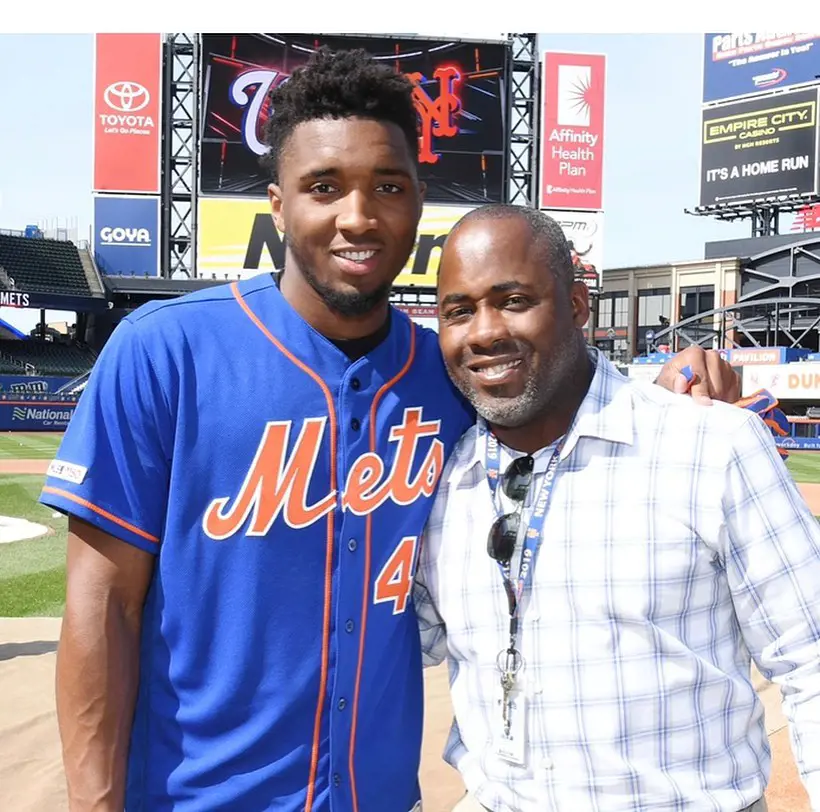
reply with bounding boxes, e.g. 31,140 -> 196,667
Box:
0,32 -> 755,328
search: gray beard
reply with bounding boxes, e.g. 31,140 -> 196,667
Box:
455,332 -> 588,429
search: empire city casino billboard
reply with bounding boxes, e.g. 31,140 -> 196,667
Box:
199,34 -> 509,205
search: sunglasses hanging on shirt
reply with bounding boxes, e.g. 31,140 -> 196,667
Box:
487,454 -> 534,568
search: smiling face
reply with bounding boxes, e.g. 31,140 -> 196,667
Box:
268,116 -> 425,321
437,215 -> 590,431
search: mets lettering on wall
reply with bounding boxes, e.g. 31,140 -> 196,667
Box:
703,33 -> 820,104
197,199 -> 474,287
540,52 -> 606,211
93,34 -> 162,194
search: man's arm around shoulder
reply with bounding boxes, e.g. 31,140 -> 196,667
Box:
57,516 -> 154,812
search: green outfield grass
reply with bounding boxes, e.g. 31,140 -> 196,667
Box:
785,452 -> 820,484
0,474 -> 67,616
0,432 -> 63,460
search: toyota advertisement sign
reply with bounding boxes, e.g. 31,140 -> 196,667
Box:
539,52 -> 606,211
703,33 -> 820,104
93,195 -> 160,276
93,33 -> 162,193
699,87 -> 820,207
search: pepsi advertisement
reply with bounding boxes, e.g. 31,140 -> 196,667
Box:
703,33 -> 820,104
199,34 -> 509,204
93,194 -> 160,276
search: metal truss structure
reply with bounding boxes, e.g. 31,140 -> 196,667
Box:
648,238 -> 820,351
684,196 -> 820,237
505,33 -> 539,208
161,34 -> 199,279
647,297 -> 820,353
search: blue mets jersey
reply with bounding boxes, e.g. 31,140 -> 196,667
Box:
40,274 -> 474,811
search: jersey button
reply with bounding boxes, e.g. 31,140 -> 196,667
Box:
333,773 -> 341,787
348,539 -> 357,552
351,377 -> 361,390
351,417 -> 360,431
338,698 -> 347,710
345,619 -> 355,633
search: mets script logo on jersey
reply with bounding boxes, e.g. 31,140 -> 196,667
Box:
202,407 -> 443,539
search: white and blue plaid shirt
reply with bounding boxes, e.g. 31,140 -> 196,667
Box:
414,349 -> 820,812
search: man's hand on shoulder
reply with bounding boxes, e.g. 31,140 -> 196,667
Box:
653,346 -> 740,405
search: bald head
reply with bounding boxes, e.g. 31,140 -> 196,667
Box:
441,204 -> 575,292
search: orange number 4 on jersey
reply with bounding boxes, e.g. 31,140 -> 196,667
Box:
373,536 -> 418,615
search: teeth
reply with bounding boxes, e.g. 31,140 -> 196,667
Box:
338,250 -> 376,262
482,360 -> 519,379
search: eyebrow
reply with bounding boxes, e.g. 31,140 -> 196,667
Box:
298,166 -> 415,182
439,281 -> 530,309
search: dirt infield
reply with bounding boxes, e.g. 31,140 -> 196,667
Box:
0,459 -> 51,475
0,618 -> 810,812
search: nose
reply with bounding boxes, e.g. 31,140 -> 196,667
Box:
336,190 -> 378,235
465,303 -> 508,351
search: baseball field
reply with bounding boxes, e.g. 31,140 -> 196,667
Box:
0,431 -> 816,811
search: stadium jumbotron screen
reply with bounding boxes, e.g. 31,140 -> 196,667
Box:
199,33 -> 509,205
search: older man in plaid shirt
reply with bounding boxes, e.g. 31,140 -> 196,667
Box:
415,205 -> 820,812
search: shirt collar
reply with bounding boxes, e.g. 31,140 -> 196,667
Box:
450,347 -> 635,486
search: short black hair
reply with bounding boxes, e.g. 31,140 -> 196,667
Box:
260,46 -> 420,184
445,204 -> 575,290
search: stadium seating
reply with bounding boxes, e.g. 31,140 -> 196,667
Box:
0,339 -> 96,376
0,233 -> 91,296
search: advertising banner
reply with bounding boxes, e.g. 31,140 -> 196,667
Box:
539,52 -> 606,211
197,198 -> 474,287
776,436 -> 820,451
728,347 -> 786,365
791,203 -> 820,231
0,376 -> 73,394
93,195 -> 160,276
393,304 -> 439,332
742,362 -> 820,398
0,399 -> 77,431
703,33 -> 820,104
199,34 -> 508,205
699,88 -> 819,207
543,209 -> 604,293
93,33 -> 162,194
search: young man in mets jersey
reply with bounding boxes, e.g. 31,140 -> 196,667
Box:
40,47 -> 738,812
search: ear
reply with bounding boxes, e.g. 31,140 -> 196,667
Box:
570,280 -> 590,328
268,183 -> 285,234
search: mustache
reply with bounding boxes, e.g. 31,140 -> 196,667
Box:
458,340 -> 530,366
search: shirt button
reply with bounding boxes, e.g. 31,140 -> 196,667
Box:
348,539 -> 357,552
351,418 -> 360,431
338,698 -> 347,710
345,619 -> 355,633
333,773 -> 341,787
541,756 -> 554,770
351,377 -> 361,390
